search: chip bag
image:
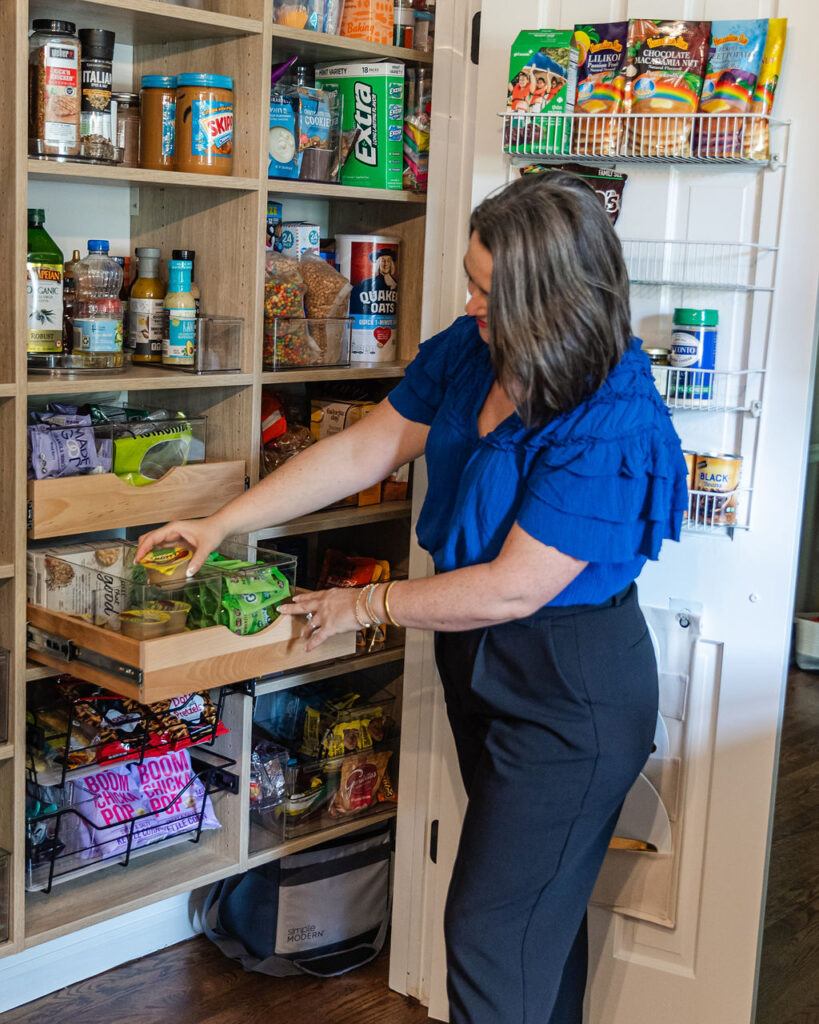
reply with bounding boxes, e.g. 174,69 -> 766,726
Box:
329,750 -> 392,817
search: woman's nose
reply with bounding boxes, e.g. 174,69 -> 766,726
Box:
465,291 -> 485,318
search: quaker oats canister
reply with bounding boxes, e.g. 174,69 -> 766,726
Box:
335,234 -> 400,362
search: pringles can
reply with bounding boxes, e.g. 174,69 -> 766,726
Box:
670,307 -> 718,403
694,451 -> 742,526
336,234 -> 400,362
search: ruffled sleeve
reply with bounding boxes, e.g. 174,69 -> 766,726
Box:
517,424 -> 690,564
389,316 -> 479,425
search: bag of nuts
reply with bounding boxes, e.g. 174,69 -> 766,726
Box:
299,254 -> 352,364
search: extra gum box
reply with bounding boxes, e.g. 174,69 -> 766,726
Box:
315,61 -> 405,190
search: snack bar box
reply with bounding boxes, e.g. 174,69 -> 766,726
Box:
315,61 -> 405,190
26,540 -> 355,703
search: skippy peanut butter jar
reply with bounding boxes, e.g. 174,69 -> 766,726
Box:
175,73 -> 234,175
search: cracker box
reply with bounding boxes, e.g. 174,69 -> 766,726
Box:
315,61 -> 404,190
505,29 -> 578,155
310,399 -> 382,506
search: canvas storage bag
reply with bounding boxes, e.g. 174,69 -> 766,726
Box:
203,822 -> 393,977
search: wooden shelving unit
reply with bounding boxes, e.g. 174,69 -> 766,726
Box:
248,807 -> 397,870
3,0 -> 433,963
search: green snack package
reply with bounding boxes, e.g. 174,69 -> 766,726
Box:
505,29 -> 578,156
113,421 -> 193,486
220,603 -> 276,636
315,61 -> 405,190
224,566 -> 291,600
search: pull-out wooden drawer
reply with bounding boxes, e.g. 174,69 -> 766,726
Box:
28,461 -> 247,540
27,603 -> 355,704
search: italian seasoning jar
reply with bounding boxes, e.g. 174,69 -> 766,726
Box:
175,73 -> 234,176
140,75 -> 177,170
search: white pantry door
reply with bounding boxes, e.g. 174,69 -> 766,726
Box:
390,0 -> 819,1022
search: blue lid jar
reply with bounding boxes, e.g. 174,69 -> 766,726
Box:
87,239 -> 109,252
141,75 -> 177,89
177,73 -> 234,91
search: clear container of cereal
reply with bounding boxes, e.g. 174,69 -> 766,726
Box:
267,317 -> 352,370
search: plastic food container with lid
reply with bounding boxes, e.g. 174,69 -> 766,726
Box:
140,75 -> 177,170
175,73 -> 234,175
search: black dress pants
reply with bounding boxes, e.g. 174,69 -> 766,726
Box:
434,584 -> 658,1024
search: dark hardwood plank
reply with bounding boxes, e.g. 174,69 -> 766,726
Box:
756,670 -> 819,1024
1,942 -> 429,1024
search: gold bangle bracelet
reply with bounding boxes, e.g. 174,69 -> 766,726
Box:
383,580 -> 402,628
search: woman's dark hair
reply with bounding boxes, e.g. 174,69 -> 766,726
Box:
469,171 -> 631,427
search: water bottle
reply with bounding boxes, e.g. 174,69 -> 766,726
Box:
72,239 -> 124,369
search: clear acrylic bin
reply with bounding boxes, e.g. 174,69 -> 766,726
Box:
27,539 -> 297,638
0,848 -> 9,942
0,648 -> 9,743
28,414 -> 207,484
192,317 -> 243,374
280,740 -> 398,839
264,317 -> 352,371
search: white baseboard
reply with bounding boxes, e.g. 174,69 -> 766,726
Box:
0,893 -> 198,1012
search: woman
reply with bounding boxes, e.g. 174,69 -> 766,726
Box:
137,173 -> 688,1023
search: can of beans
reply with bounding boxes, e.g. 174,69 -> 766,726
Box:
693,451 -> 742,526
335,234 -> 400,362
682,450 -> 697,521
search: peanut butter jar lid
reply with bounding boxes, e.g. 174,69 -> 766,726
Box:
177,73 -> 234,91
142,75 -> 177,89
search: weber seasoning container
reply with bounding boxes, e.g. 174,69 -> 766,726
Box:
175,74 -> 234,175
28,20 -> 81,158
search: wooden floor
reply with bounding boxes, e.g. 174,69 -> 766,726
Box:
755,670 -> 819,1024
5,671 -> 817,1024
2,944 -> 428,1024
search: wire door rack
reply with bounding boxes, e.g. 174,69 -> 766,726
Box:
500,112 -> 789,168
622,239 -> 777,292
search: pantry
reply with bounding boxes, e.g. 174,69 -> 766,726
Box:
0,1 -> 817,1023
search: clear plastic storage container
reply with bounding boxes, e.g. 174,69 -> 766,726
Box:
265,317 -> 352,370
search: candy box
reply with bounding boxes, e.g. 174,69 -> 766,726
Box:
505,29 -> 578,156
266,200 -> 283,251
315,61 -> 405,190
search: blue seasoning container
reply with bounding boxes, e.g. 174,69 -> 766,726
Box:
670,307 -> 718,402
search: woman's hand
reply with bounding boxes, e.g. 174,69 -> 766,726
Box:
278,588 -> 359,652
135,516 -> 228,575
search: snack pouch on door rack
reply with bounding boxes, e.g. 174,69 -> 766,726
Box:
623,20 -> 710,157
695,20 -> 768,157
573,22 -> 629,155
335,234 -> 399,362
744,18 -> 787,161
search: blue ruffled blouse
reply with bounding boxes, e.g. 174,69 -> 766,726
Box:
389,316 -> 689,607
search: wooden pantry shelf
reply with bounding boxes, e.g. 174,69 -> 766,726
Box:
28,0 -> 263,45
0,565 -> 14,581
270,24 -> 433,66
25,840 -> 237,948
255,641 -> 406,697
255,500 -> 412,541
27,160 -> 261,192
248,807 -> 397,869
0,385 -> 16,399
27,366 -> 253,396
268,180 -> 426,204
26,662 -> 62,683
0,742 -> 14,762
262,361 -> 407,385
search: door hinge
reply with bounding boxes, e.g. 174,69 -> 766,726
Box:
27,500 -> 33,531
470,12 -> 481,65
429,819 -> 439,864
244,475 -> 251,491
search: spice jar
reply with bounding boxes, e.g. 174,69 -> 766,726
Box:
139,75 -> 177,170
78,28 -> 116,161
413,10 -> 433,52
28,20 -> 81,158
394,0 -> 414,48
175,73 -> 234,176
112,92 -> 140,168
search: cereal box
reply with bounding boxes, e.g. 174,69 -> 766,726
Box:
505,29 -> 578,156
